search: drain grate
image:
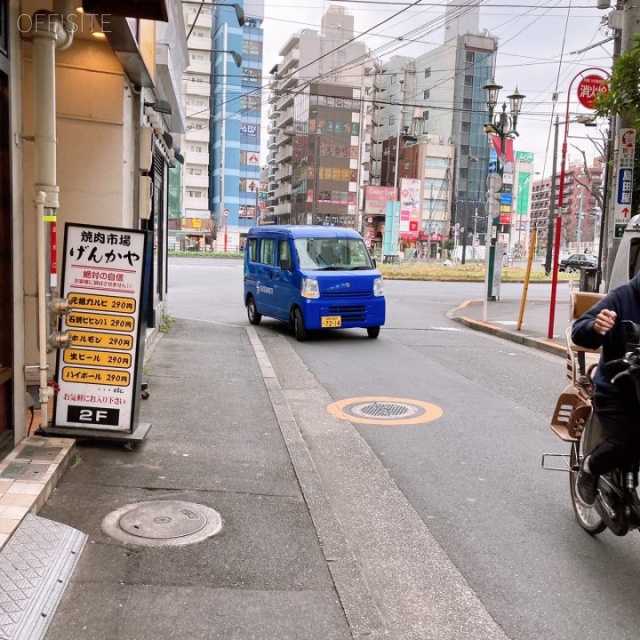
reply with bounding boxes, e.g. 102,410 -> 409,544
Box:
102,500 -> 223,547
352,402 -> 417,418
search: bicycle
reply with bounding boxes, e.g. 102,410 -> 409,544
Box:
543,317 -> 640,536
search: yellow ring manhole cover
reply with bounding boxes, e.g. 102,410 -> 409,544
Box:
327,396 -> 443,426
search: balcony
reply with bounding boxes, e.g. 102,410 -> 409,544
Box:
274,202 -> 293,216
280,71 -> 298,91
184,80 -> 209,97
187,59 -> 211,76
184,174 -> 209,189
275,131 -> 293,147
276,107 -> 294,129
276,91 -> 294,112
276,145 -> 292,162
275,164 -> 292,181
279,48 -> 300,75
274,184 -> 292,198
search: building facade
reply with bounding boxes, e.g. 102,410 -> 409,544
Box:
210,0 -> 264,252
266,5 -> 373,229
2,0 -> 186,449
368,9 -> 497,257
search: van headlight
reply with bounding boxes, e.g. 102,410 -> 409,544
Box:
301,278 -> 320,299
373,277 -> 384,297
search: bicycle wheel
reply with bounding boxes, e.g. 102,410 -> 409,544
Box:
569,423 -> 606,535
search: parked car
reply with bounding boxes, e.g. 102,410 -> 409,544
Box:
558,253 -> 598,273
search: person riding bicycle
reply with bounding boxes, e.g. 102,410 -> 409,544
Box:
571,270 -> 640,506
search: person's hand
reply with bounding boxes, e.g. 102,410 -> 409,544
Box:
594,309 -> 617,335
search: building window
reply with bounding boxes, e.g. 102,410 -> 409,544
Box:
462,121 -> 470,133
188,191 -> 202,198
463,98 -> 472,111
466,51 -> 474,63
464,75 -> 473,87
189,145 -> 202,153
423,110 -> 429,120
424,67 -> 431,78
423,89 -> 430,100
461,145 -> 470,157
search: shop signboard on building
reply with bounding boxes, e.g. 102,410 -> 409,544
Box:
53,224 -> 150,439
399,178 -> 420,240
364,186 -> 396,215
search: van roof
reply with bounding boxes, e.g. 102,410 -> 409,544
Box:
247,225 -> 362,239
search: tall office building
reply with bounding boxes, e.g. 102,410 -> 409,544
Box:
180,1 -> 264,251
267,6 -> 374,228
369,4 -> 497,251
210,1 -> 265,252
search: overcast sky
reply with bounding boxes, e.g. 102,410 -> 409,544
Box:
259,0 -> 614,175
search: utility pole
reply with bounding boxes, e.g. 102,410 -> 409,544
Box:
604,0 -> 640,285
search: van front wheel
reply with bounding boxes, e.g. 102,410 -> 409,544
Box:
247,296 -> 262,325
367,326 -> 380,339
292,308 -> 307,342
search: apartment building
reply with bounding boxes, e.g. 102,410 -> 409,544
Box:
180,1 -> 264,252
368,5 -> 496,254
266,5 -> 373,228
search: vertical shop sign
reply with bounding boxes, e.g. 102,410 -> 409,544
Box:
54,224 -> 148,432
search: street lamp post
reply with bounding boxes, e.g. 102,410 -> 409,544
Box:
483,79 -> 525,300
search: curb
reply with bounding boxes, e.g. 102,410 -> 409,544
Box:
453,316 -> 566,356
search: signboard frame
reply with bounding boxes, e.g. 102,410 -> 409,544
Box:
49,223 -> 151,445
614,128 -> 636,237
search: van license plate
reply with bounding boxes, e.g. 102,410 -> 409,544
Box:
321,316 -> 342,327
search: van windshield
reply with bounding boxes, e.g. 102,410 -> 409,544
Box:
294,237 -> 375,271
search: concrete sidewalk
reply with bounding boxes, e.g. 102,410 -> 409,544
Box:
38,319 -> 367,640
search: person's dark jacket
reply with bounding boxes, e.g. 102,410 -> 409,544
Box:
571,273 -> 640,401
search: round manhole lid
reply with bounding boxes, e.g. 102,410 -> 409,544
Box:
119,501 -> 208,539
350,401 -> 419,419
102,500 -> 223,547
327,396 -> 443,426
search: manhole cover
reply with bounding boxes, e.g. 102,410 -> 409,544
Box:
119,502 -> 207,539
102,500 -> 223,547
327,396 -> 443,426
350,402 -> 419,419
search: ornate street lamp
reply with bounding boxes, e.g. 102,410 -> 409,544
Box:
483,79 -> 525,300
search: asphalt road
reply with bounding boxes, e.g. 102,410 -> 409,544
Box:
168,257 -> 640,640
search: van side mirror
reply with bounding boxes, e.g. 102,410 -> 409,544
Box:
280,259 -> 292,271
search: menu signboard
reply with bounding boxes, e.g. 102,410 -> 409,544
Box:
54,224 -> 148,433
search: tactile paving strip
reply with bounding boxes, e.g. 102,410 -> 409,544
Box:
0,514 -> 87,639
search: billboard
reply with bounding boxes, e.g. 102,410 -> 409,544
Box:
364,186 -> 396,215
399,178 -> 421,240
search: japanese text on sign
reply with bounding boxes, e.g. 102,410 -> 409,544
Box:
54,224 -> 147,432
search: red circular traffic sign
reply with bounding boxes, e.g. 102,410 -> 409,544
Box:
576,74 -> 608,109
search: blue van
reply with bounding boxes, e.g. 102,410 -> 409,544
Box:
244,225 -> 386,341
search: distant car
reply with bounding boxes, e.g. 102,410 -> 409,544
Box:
558,253 -> 598,273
